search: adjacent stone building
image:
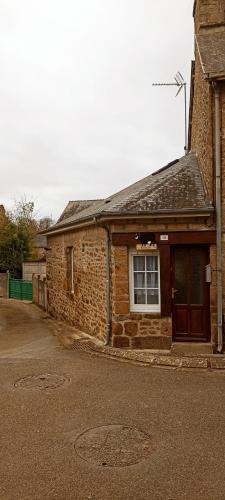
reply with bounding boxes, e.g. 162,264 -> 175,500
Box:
44,0 -> 225,353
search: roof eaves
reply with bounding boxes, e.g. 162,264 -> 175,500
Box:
99,207 -> 214,217
41,211 -> 101,236
43,206 -> 214,236
204,72 -> 225,81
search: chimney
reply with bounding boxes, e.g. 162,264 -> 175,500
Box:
193,0 -> 225,33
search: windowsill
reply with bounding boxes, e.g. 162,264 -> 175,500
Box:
130,307 -> 161,314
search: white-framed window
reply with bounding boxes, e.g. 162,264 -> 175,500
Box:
129,251 -> 160,312
66,246 -> 74,294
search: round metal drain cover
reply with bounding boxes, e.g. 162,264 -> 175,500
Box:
14,373 -> 70,391
74,425 -> 152,467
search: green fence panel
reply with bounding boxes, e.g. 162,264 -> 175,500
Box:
9,278 -> 33,301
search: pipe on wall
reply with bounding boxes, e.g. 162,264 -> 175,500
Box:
104,225 -> 111,345
214,83 -> 223,353
93,217 -> 111,345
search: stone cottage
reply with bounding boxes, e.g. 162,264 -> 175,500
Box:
44,0 -> 225,353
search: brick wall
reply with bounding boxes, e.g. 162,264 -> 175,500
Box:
47,226 -> 107,340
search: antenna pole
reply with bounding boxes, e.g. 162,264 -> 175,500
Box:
152,73 -> 188,155
184,82 -> 188,154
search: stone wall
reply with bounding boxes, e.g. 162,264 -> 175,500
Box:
192,2 -> 225,347
109,215 -> 217,349
111,240 -> 216,349
23,261 -> 46,282
47,226 -> 107,340
111,244 -> 171,349
190,51 -> 214,202
33,274 -> 48,311
191,1 -> 225,203
0,273 -> 8,298
194,0 -> 225,31
111,219 -> 198,349
46,218 -> 216,349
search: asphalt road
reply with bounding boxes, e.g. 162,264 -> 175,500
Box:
1,299 -> 225,500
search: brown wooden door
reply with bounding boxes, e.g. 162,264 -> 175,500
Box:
172,246 -> 210,342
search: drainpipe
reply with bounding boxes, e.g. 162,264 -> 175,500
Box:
214,83 -> 223,353
93,217 -> 111,345
104,225 -> 111,345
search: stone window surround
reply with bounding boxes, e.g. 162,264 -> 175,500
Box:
129,250 -> 161,313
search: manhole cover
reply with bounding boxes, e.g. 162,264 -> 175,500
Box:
14,373 -> 70,391
74,425 -> 152,467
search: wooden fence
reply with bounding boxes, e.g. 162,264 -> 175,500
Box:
32,274 -> 48,311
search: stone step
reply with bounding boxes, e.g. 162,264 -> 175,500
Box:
171,342 -> 213,356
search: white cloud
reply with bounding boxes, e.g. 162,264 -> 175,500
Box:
0,0 -> 194,219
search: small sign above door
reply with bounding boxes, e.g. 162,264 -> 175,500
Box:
136,244 -> 158,251
160,235 -> 169,241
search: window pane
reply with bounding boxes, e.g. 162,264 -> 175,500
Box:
190,249 -> 203,304
147,289 -> 159,305
134,272 -> 145,288
147,272 -> 158,288
146,256 -> 158,271
134,289 -> 146,304
174,249 -> 188,304
133,256 -> 145,271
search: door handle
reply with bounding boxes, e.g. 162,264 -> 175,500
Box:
172,288 -> 179,299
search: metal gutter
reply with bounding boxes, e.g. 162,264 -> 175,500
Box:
97,210 -> 213,223
43,208 -> 214,237
214,83 -> 223,352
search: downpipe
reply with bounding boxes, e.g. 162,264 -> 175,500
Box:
93,217 -> 111,345
104,224 -> 111,345
214,83 -> 223,353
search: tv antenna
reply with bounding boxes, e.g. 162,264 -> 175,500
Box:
152,72 -> 188,155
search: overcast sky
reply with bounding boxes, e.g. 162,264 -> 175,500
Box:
0,0 -> 195,220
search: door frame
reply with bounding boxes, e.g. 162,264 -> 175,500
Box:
171,245 -> 211,343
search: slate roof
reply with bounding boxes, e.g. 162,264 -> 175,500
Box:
46,153 -> 212,233
57,200 -> 103,223
196,31 -> 225,79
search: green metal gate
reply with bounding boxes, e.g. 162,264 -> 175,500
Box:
9,278 -> 33,301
